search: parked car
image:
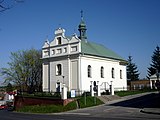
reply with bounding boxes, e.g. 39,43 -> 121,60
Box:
0,104 -> 7,110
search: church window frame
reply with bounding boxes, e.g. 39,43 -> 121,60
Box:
101,66 -> 104,78
71,46 -> 77,52
57,48 -> 62,54
111,68 -> 115,78
52,49 -> 55,55
120,70 -> 122,79
44,50 -> 49,56
64,47 -> 67,53
88,65 -> 92,78
57,37 -> 62,45
56,64 -> 62,76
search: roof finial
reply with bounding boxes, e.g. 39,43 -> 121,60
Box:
80,10 -> 83,20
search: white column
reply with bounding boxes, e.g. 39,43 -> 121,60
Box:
68,57 -> 71,91
90,81 -> 94,96
61,84 -> 67,100
110,81 -> 114,95
150,79 -> 152,89
97,81 -> 101,96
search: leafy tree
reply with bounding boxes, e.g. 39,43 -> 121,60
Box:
147,46 -> 160,78
127,56 -> 140,81
6,83 -> 13,92
0,48 -> 42,93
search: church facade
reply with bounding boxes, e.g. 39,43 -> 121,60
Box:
42,16 -> 127,93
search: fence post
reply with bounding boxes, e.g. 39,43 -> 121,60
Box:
90,81 -> 94,97
61,84 -> 67,100
110,81 -> 114,95
97,82 -> 101,96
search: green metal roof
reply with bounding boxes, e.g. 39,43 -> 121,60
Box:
81,40 -> 125,61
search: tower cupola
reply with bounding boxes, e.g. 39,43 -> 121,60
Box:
78,10 -> 87,40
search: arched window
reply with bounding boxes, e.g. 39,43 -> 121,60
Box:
120,70 -> 122,79
101,66 -> 104,78
88,65 -> 91,78
111,68 -> 115,78
56,64 -> 62,75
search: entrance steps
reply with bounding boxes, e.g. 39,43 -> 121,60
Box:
97,95 -> 121,103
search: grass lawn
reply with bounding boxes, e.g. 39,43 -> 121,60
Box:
115,89 -> 156,97
16,96 -> 104,113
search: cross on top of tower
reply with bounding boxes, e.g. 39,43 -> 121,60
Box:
81,10 -> 83,20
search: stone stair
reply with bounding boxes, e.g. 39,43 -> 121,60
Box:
97,95 -> 121,103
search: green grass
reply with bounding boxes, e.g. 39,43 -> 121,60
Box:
16,96 -> 104,113
78,96 -> 104,108
115,89 -> 156,97
17,101 -> 77,113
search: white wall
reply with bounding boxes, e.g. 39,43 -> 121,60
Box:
80,55 -> 127,92
49,59 -> 69,92
42,62 -> 49,92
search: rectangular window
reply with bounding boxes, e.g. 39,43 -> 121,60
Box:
88,65 -> 92,78
120,70 -> 122,79
57,49 -> 62,54
64,47 -> 67,53
101,67 -> 104,78
112,68 -> 115,78
71,46 -> 77,52
44,50 -> 49,56
57,37 -> 61,45
52,50 -> 55,55
56,64 -> 62,75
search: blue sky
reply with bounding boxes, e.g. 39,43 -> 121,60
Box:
0,0 -> 160,85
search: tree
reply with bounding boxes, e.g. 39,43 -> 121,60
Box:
0,0 -> 23,12
127,56 -> 140,81
147,46 -> 160,78
6,83 -> 13,92
0,48 -> 42,93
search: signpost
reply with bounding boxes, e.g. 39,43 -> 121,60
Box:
71,90 -> 76,98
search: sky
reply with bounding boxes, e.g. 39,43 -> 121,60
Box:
0,0 -> 160,85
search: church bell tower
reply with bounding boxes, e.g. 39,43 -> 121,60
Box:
78,10 -> 87,40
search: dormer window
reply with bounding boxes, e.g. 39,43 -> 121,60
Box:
57,37 -> 61,45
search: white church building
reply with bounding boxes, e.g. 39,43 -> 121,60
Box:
42,15 -> 127,94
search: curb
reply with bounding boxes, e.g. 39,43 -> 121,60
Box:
140,108 -> 160,115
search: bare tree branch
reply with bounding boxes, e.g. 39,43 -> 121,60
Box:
0,0 -> 23,12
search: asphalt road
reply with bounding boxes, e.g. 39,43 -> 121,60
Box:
0,92 -> 160,120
